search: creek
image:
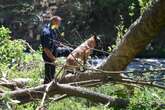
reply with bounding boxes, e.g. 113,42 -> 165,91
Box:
88,58 -> 165,86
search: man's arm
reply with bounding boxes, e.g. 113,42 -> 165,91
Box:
43,47 -> 56,62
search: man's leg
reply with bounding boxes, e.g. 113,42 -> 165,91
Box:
44,62 -> 55,84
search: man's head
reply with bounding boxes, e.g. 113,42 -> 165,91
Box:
50,16 -> 62,29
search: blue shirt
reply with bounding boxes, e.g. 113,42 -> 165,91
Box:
41,23 -> 60,55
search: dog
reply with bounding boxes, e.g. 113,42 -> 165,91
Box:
64,35 -> 101,72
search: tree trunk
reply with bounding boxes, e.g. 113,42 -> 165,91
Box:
98,0 -> 165,73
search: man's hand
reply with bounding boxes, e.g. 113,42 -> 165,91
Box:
53,60 -> 58,65
44,48 -> 56,62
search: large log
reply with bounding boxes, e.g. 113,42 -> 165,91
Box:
0,82 -> 128,108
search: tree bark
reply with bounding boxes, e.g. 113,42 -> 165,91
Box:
55,83 -> 128,107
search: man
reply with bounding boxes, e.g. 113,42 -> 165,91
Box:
41,16 -> 72,84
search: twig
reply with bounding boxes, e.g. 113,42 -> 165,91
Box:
68,79 -> 103,86
113,79 -> 165,90
21,40 -> 35,53
37,80 -> 55,110
49,94 -> 68,102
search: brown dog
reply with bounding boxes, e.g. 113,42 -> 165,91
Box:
65,35 -> 98,72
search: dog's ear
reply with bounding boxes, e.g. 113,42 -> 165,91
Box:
92,33 -> 99,44
94,35 -> 103,49
93,35 -> 101,45
90,33 -> 102,49
96,36 -> 101,42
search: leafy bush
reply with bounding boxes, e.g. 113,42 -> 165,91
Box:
138,0 -> 150,13
0,26 -> 25,65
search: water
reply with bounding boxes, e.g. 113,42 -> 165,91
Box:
126,58 -> 165,71
87,57 -> 106,67
88,58 -> 165,70
87,58 -> 165,86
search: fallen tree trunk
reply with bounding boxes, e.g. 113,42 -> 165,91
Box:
0,78 -> 29,90
55,83 -> 128,107
0,82 -> 128,108
59,71 -> 108,83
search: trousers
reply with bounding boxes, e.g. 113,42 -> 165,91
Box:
43,47 -> 73,84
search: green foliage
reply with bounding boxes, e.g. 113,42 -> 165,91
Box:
116,16 -> 127,44
0,26 -> 11,41
0,92 -> 21,110
0,26 -> 25,65
138,0 -> 150,13
128,2 -> 136,18
48,97 -> 114,110
138,0 -> 149,8
129,87 -> 165,110
16,102 -> 38,110
108,15 -> 127,53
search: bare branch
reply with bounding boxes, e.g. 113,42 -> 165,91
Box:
39,81 -> 54,109
111,79 -> 165,90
